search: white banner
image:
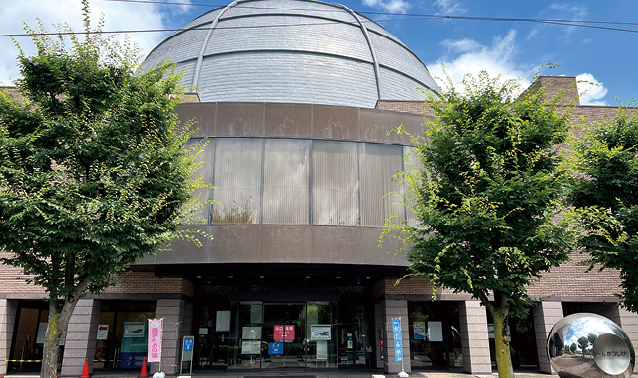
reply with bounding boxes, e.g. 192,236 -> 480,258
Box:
148,319 -> 163,362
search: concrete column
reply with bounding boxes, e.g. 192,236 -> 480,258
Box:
151,299 -> 185,375
0,300 -> 18,375
615,308 -> 638,373
459,300 -> 491,374
533,301 -> 563,374
381,298 -> 410,374
60,299 -> 102,376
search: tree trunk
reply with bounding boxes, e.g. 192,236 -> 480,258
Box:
492,309 -> 514,378
41,282 -> 88,378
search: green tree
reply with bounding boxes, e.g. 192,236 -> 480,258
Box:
570,343 -> 578,354
587,332 -> 597,346
384,71 -> 577,378
577,336 -> 589,356
0,4 -> 207,378
569,110 -> 638,312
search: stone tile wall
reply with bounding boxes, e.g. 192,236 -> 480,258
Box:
60,299 -> 101,376
458,301 -> 491,374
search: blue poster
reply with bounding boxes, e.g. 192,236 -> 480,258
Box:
392,318 -> 403,362
269,342 -> 283,355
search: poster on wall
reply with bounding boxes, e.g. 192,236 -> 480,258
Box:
36,322 -> 47,344
124,322 -> 146,337
310,325 -> 331,341
413,322 -> 426,340
241,340 -> 260,354
148,319 -> 163,363
428,321 -> 443,342
216,311 -> 231,332
97,325 -> 109,340
250,305 -> 262,324
242,326 -> 262,340
316,340 -> 328,360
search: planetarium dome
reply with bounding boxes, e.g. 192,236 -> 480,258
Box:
142,0 -> 437,108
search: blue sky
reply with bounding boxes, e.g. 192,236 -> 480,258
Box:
1,0 -> 636,105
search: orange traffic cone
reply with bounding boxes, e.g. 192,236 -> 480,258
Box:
139,357 -> 149,378
80,357 -> 91,378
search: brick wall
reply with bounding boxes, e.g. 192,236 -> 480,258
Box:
0,255 -> 194,298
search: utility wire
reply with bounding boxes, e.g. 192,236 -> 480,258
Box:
101,0 -> 638,28
2,0 -> 637,37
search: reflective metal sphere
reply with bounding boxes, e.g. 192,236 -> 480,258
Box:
547,313 -> 635,378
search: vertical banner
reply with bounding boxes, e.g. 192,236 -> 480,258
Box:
148,319 -> 163,362
392,318 -> 403,362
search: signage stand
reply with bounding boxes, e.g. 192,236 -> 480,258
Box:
180,335 -> 194,375
392,317 -> 409,378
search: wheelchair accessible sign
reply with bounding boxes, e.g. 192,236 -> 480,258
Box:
392,318 -> 403,362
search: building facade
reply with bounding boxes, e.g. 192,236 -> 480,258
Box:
1,0 -> 637,376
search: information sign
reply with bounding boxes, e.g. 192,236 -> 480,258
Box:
310,325 -> 331,340
274,325 -> 295,341
413,322 -> 426,340
124,322 -> 145,337
242,326 -> 262,340
97,325 -> 109,340
182,336 -> 194,362
392,318 -> 403,362
241,340 -> 261,354
316,340 -> 328,360
269,342 -> 283,355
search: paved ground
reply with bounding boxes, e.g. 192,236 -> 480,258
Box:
3,370 -> 550,378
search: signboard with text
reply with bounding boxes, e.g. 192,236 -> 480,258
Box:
148,319 -> 163,362
182,336 -> 194,362
274,325 -> 295,341
97,325 -> 109,340
310,325 -> 331,340
392,318 -> 403,362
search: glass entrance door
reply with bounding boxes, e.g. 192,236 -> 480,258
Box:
262,303 -> 306,370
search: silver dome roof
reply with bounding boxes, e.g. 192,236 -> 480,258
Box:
143,0 -> 437,108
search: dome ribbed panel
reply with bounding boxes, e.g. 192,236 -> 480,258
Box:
147,28 -> 210,66
197,52 -> 378,107
370,33 -> 437,90
176,60 -> 197,88
223,0 -> 357,24
143,0 -> 437,107
379,67 -> 429,100
360,18 -> 391,37
204,16 -> 372,62
179,9 -> 223,32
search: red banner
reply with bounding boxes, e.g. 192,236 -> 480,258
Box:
148,319 -> 162,362
274,325 -> 295,341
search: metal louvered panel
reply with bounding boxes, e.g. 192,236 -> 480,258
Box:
212,138 -> 263,224
359,143 -> 404,227
312,141 -> 359,226
184,138 -> 215,224
262,139 -> 311,225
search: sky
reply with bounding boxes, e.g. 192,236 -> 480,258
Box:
0,0 -> 636,106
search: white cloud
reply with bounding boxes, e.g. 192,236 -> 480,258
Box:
0,0 -> 188,86
527,3 -> 587,40
428,30 -> 533,93
362,0 -> 412,14
576,73 -> 608,105
432,0 -> 467,15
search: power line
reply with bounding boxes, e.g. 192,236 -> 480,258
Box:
2,0 -> 637,37
101,0 -> 638,28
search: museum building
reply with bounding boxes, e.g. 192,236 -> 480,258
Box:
1,0 -> 638,376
